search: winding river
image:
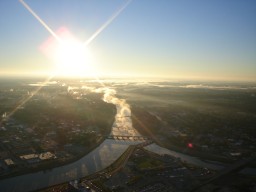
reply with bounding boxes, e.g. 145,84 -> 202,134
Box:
0,85 -> 255,192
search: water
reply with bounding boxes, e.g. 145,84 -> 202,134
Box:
144,143 -> 224,170
144,144 -> 256,175
0,85 -> 255,191
0,139 -> 140,192
2,141 -> 253,192
0,86 -> 143,192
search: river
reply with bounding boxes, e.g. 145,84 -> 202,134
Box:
0,86 -> 143,192
0,140 -> 141,192
0,85 -> 255,191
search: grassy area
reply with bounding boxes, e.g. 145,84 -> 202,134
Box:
136,157 -> 164,170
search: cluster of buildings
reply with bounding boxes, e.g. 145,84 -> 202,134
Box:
0,84 -> 106,178
0,118 -> 58,176
147,109 -> 256,161
81,147 -> 215,192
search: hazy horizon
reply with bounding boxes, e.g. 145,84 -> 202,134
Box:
0,0 -> 255,82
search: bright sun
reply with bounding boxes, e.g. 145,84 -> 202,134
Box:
55,38 -> 92,77
40,27 -> 94,78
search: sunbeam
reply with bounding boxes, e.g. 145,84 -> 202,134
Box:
11,0 -> 133,121
19,0 -> 61,42
84,0 -> 132,46
1,75 -> 54,123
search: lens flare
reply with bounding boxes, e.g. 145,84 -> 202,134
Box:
13,0 -> 133,122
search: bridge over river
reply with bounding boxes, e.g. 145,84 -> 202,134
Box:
107,135 -> 150,141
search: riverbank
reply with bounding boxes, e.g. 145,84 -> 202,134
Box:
0,136 -> 106,181
157,141 -> 232,163
155,139 -> 256,168
0,139 -> 135,192
131,114 -> 245,166
38,141 -> 225,192
132,122 -> 256,168
38,144 -> 138,192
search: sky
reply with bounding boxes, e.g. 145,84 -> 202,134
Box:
0,0 -> 255,81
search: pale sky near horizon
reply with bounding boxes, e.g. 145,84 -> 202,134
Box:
0,0 -> 255,81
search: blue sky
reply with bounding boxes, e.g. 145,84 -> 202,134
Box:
0,0 -> 255,81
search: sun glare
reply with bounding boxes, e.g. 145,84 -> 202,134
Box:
40,27 -> 94,78
55,38 -> 92,77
